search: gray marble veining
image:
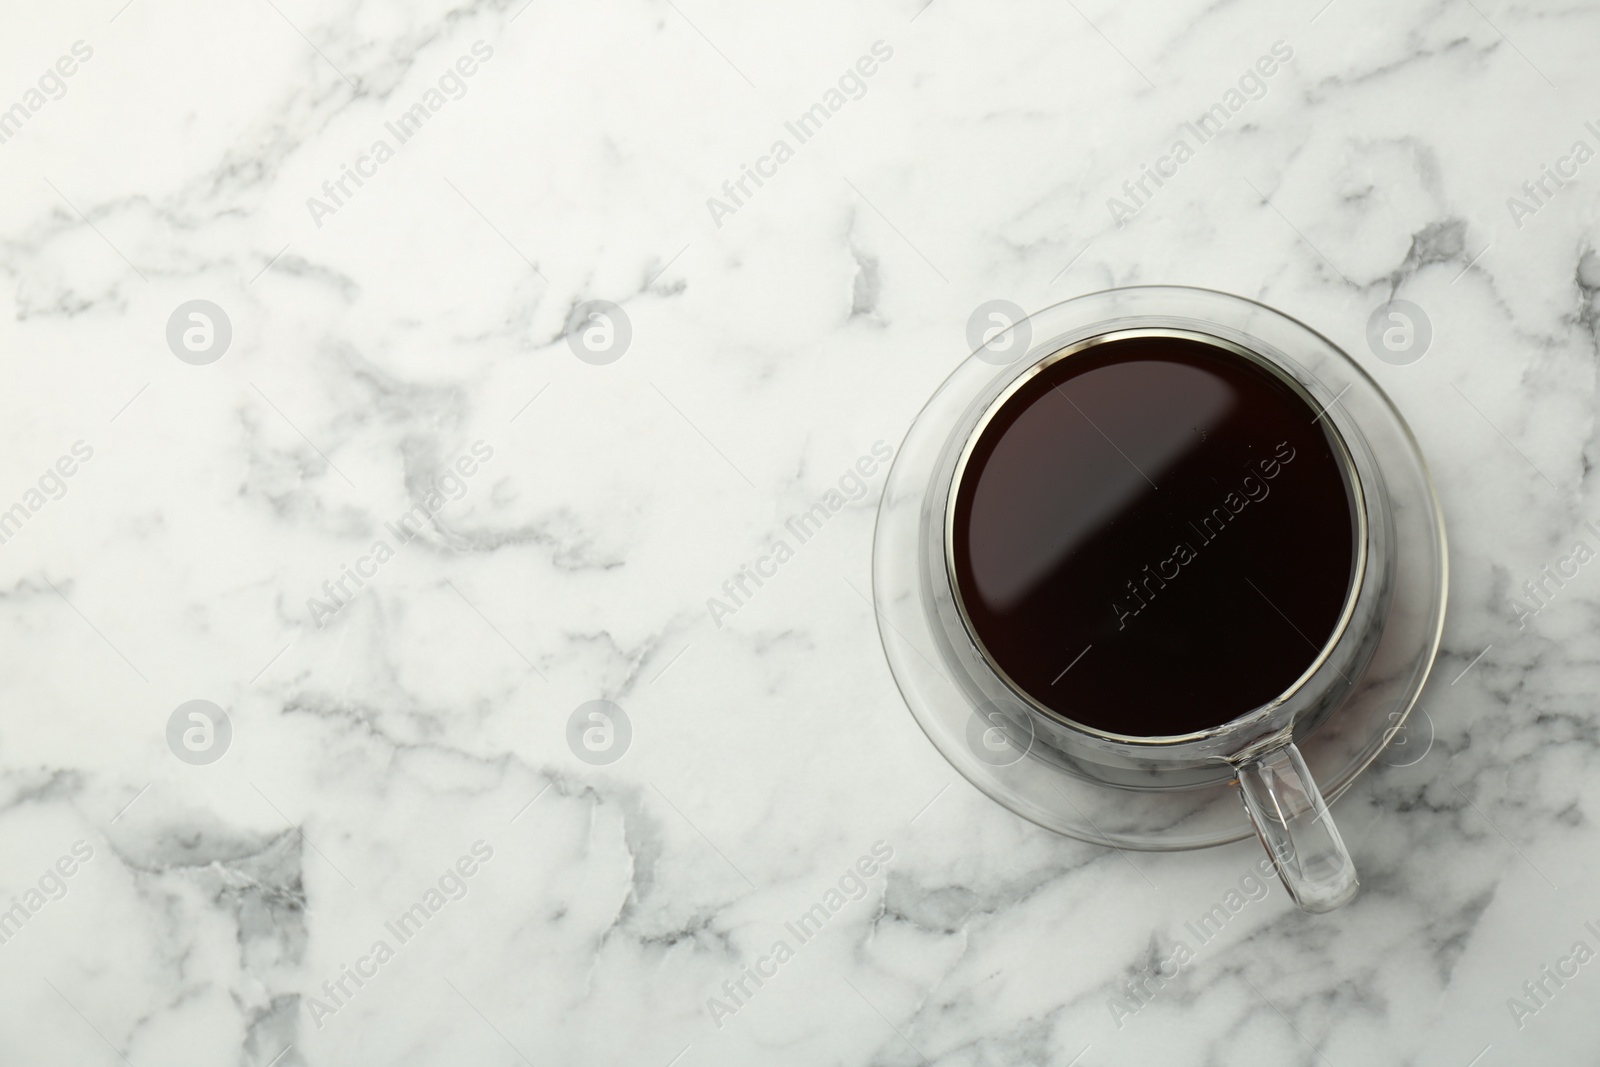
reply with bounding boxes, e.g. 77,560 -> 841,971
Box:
1,0 -> 1598,1064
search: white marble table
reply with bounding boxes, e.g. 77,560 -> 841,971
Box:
1,0 -> 1598,1064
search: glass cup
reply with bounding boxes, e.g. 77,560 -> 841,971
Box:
874,286 -> 1448,913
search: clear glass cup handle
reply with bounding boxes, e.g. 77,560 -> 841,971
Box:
1235,742 -> 1359,913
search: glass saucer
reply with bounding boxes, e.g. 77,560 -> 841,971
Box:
872,286 -> 1447,851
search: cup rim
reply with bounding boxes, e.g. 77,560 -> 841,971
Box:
940,325 -> 1371,748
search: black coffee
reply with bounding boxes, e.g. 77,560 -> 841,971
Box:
950,333 -> 1356,737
